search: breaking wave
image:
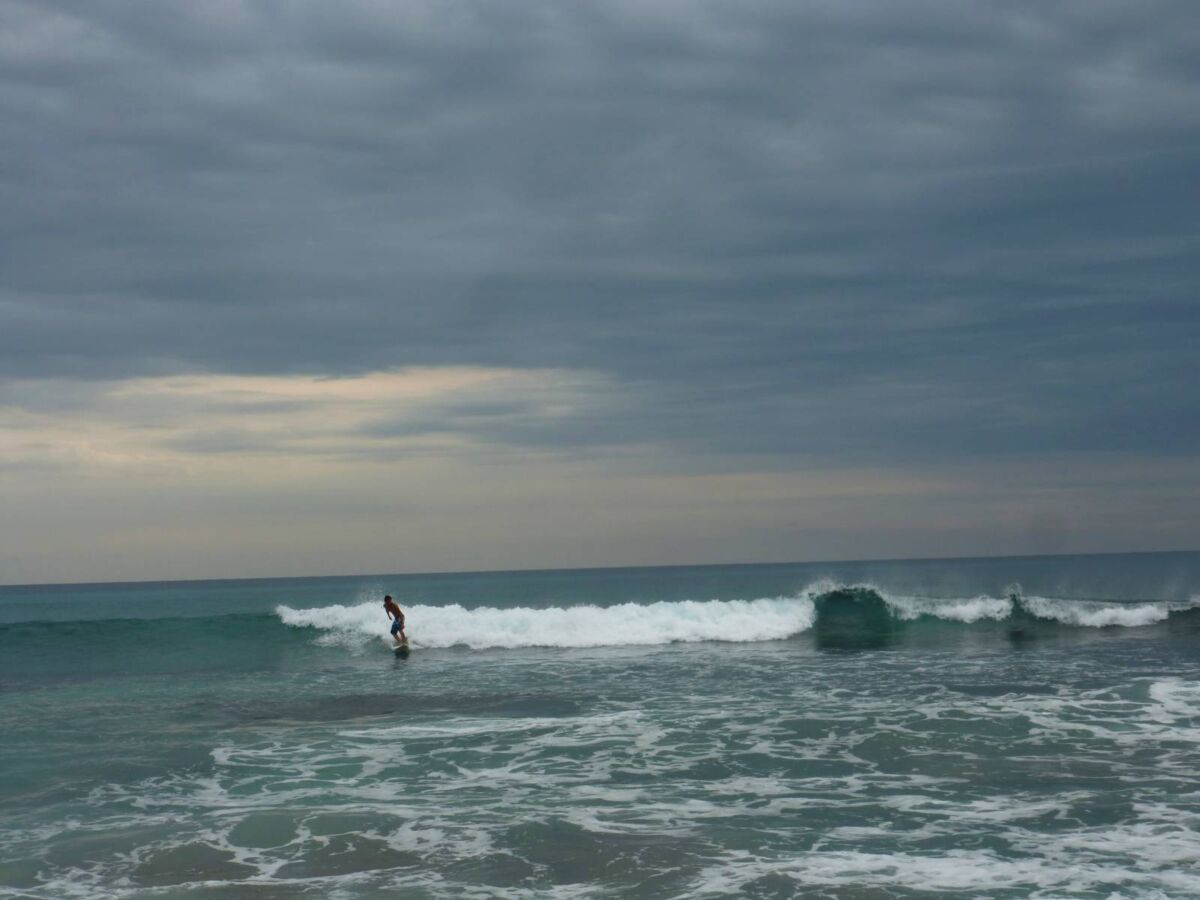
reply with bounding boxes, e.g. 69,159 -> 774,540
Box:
275,581 -> 1200,650
277,595 -> 818,649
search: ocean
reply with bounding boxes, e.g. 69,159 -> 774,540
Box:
2,551 -> 1199,898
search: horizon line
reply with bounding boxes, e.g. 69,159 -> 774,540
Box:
2,546 -> 1196,591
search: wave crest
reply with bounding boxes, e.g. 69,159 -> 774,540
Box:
274,583 -> 1200,650
277,595 -> 818,649
1020,594 -> 1179,628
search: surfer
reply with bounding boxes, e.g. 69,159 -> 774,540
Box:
383,595 -> 406,645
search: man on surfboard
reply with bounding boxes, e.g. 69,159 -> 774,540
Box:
383,595 -> 406,645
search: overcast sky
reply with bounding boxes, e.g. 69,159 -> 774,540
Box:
2,0 -> 1198,584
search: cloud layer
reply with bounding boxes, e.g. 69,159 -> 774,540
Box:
2,0 -> 1198,580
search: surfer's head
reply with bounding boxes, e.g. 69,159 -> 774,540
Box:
384,594 -> 393,604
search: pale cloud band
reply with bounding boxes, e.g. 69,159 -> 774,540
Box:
0,367 -> 624,474
2,366 -> 1197,584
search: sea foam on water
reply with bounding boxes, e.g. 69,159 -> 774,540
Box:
276,580 -> 1200,650
278,594 -> 819,649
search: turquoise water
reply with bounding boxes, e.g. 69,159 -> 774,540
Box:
3,552 -> 1200,897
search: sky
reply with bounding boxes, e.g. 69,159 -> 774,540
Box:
1,0 -> 1198,584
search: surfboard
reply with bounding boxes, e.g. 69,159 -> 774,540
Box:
394,643 -> 411,657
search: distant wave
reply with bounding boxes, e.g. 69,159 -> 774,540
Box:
274,581 -> 1200,650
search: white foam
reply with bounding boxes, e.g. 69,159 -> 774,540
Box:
881,592 -> 1012,623
277,595 -> 817,649
691,841 -> 1200,896
276,583 -> 1200,649
1021,594 -> 1175,627
1149,679 -> 1200,721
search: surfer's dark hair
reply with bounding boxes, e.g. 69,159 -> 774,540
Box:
384,595 -> 392,601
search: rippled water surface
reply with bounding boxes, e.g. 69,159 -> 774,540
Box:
3,553 -> 1200,898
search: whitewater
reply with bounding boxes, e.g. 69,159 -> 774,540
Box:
4,551 -> 1200,899
275,580 -> 1199,650
279,594 -> 819,648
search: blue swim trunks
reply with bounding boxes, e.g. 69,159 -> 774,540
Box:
390,619 -> 403,635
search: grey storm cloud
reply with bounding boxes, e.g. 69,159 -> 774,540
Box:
2,0 -> 1199,464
